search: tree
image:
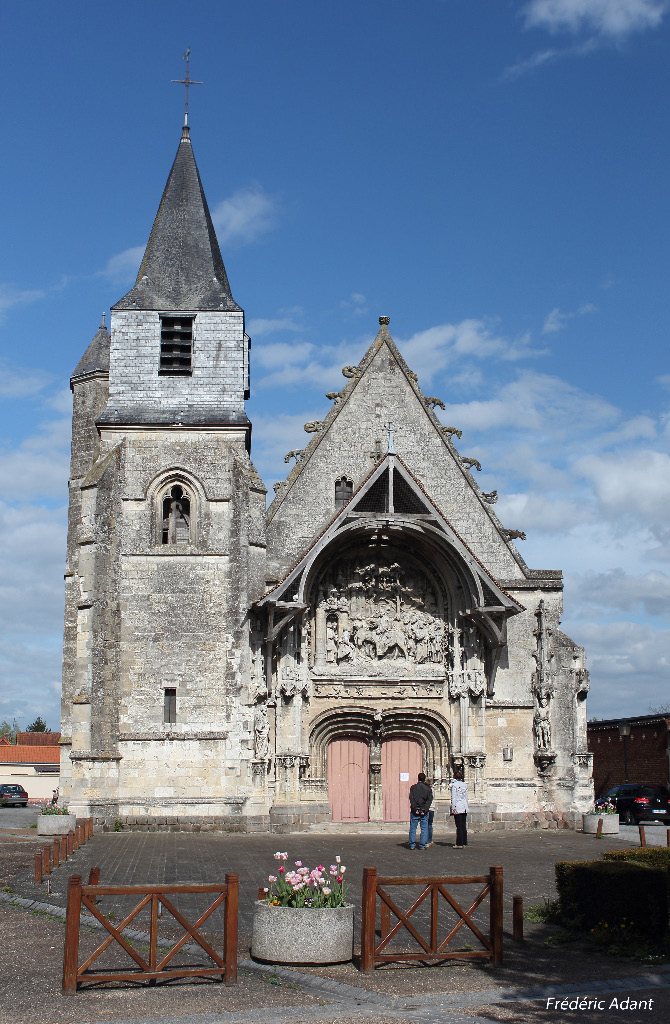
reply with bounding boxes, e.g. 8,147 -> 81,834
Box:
26,716 -> 49,733
0,719 -> 19,743
649,704 -> 670,715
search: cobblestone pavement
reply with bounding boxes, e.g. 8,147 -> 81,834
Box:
1,827 -> 669,1024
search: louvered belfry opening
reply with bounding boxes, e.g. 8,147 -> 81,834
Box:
159,316 -> 194,375
393,468 -> 429,515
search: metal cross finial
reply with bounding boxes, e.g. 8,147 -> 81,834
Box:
171,48 -> 203,128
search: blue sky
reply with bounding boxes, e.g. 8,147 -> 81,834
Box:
1,0 -> 669,730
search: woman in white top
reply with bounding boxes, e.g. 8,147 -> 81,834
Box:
449,766 -> 469,848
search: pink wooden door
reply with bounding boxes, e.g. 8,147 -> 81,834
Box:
328,738 -> 369,822
382,737 -> 422,822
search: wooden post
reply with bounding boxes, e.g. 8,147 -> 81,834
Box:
489,866 -> 504,966
430,883 -> 439,952
148,894 -> 158,983
88,867 -> 100,906
43,846 -> 51,876
60,835 -> 67,862
89,817 -> 94,839
53,839 -> 60,869
380,899 -> 391,940
667,827 -> 670,848
224,873 -> 239,985
360,866 -> 377,972
67,831 -> 74,856
257,886 -> 268,901
596,817 -> 603,838
639,824 -> 647,847
513,895 -> 524,941
62,875 -> 82,994
34,852 -> 42,884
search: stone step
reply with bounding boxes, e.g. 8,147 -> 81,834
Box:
302,819 -> 527,835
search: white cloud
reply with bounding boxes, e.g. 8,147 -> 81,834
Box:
568,568 -> 670,617
542,303 -> 598,334
503,37 -> 599,79
0,408 -> 70,502
212,186 -> 278,246
0,283 -> 46,322
440,369 -> 618,438
0,360 -> 52,399
523,0 -> 669,38
247,317 -> 305,337
0,501 -> 67,730
542,307 -> 570,334
251,412 -> 325,483
562,619 -> 670,719
100,245 -> 144,286
340,292 -> 368,317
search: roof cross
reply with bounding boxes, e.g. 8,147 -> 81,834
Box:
386,421 -> 396,455
171,48 -> 202,128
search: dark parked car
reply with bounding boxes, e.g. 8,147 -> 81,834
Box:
596,783 -> 670,825
0,784 -> 28,807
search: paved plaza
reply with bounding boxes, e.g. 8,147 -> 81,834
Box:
0,821 -> 669,1024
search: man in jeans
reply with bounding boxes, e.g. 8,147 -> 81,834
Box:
408,772 -> 433,850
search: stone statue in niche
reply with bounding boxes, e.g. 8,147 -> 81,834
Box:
574,667 -> 590,697
249,644 -> 266,703
313,554 -> 447,677
254,703 -> 270,760
533,708 -> 551,750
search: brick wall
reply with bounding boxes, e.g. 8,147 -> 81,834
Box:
588,718 -> 670,796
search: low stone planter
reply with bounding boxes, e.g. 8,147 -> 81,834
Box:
582,813 -> 619,835
251,901 -> 354,964
37,814 -> 77,836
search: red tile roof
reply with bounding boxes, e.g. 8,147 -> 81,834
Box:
0,745 -> 60,764
16,732 -> 61,746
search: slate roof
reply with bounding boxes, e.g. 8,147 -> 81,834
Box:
112,126 -> 240,313
71,318 -> 110,382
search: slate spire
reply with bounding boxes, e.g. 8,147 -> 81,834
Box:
113,126 -> 240,312
71,314 -> 110,385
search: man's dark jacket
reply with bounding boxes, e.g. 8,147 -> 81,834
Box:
409,780 -> 433,815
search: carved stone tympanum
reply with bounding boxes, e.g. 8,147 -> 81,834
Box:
313,554 -> 446,678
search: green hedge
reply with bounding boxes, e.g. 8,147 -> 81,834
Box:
555,860 -> 668,939
602,847 -> 670,873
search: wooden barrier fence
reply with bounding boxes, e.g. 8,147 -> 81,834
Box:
34,819 -> 94,884
360,866 -> 503,971
62,873 -> 239,992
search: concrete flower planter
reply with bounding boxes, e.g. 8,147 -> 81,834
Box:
582,813 -> 619,835
251,901 -> 354,964
37,814 -> 77,836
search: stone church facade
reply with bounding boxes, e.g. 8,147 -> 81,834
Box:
60,123 -> 593,830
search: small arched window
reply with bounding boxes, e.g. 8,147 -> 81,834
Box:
161,484 -> 191,545
334,476 -> 353,509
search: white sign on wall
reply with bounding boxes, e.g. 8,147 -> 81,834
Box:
399,772 -> 409,782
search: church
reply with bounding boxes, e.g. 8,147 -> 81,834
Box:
60,118 -> 593,830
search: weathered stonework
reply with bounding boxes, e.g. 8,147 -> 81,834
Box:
61,124 -> 592,829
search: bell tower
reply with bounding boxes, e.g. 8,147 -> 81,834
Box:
61,121 -> 266,825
